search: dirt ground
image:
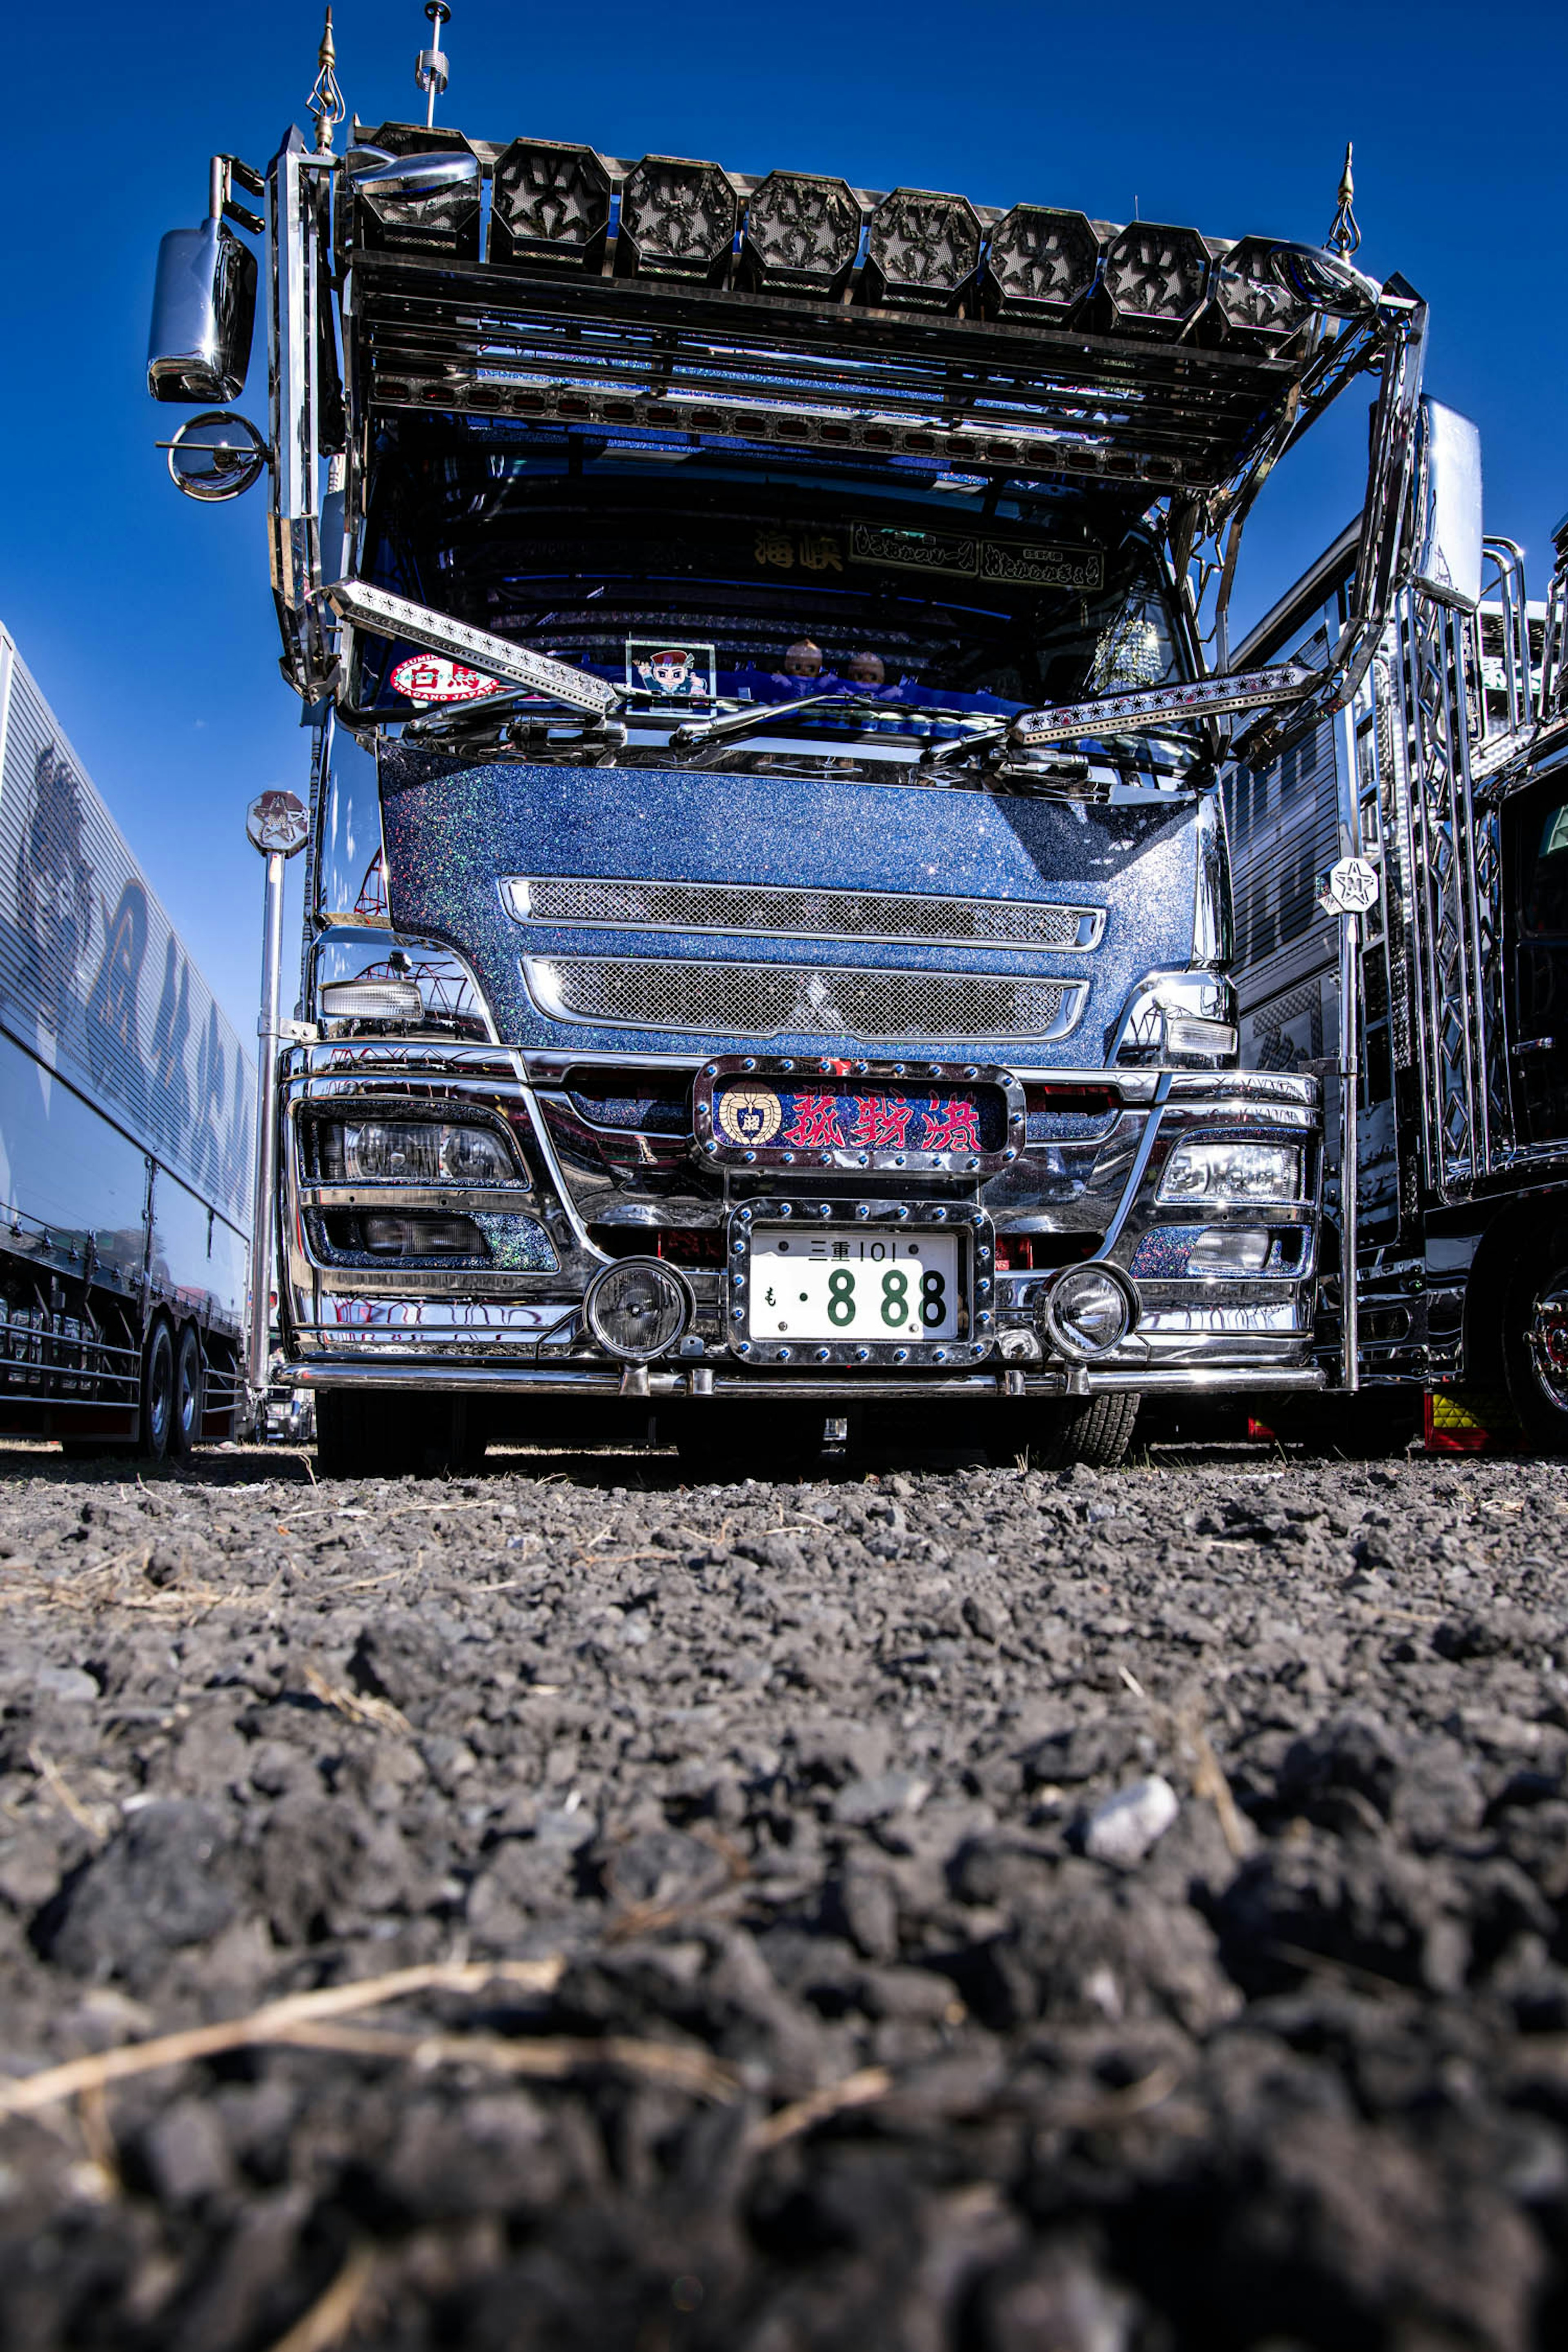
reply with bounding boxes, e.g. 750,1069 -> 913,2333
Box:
0,1431 -> 1566,2351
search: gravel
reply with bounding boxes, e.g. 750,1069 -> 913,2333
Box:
0,1436 -> 1566,2349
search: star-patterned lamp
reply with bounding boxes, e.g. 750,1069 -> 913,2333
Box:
863,187 -> 982,313
741,172 -> 862,298
617,155 -> 738,284
490,137 -> 612,270
1100,222 -> 1212,336
984,204 -> 1101,321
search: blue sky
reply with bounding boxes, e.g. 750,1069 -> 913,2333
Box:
2,0 -> 1564,1035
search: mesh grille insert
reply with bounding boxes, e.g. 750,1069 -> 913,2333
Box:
525,956 -> 1085,1042
512,875 -> 1097,950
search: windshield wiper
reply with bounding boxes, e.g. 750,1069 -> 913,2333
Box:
668,691 -> 880,757
668,694 -> 1008,767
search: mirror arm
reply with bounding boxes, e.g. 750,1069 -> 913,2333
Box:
1233,292 -> 1428,770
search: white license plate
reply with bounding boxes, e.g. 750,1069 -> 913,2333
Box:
747,1226 -> 963,1342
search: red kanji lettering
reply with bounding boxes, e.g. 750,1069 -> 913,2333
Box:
846,1094 -> 915,1148
918,1098 -> 983,1153
782,1094 -> 846,1148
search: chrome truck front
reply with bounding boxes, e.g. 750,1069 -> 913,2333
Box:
275,1041 -> 1321,1405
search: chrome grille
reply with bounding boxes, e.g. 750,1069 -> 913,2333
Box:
509,875 -> 1099,951
525,955 -> 1086,1041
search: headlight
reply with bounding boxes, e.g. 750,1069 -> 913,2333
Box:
361,1214 -> 486,1257
585,1258 -> 693,1363
1164,1016 -> 1238,1059
319,1120 -> 518,1184
1037,1261 -> 1138,1359
1157,1140 -> 1303,1206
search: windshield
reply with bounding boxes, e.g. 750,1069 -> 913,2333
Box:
355,421 -> 1185,727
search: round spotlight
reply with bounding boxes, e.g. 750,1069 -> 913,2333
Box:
584,1257 -> 693,1363
1037,1262 -> 1138,1360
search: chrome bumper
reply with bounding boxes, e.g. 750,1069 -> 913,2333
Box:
276,1044 -> 1322,1405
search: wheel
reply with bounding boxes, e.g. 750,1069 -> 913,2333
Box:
315,1392 -> 480,1479
674,1403 -> 825,1484
997,1391 -> 1141,1471
171,1325 -> 203,1458
139,1321 -> 176,1463
1501,1236 -> 1568,1452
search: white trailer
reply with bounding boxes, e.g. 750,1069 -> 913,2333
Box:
0,622 -> 252,1455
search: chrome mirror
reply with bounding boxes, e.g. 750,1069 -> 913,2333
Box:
345,145 -> 480,194
147,216 -> 257,404
161,410 -> 267,501
1412,398 -> 1483,613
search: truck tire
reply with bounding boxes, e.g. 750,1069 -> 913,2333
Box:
171,1325 -> 203,1458
140,1321 -> 177,1464
1501,1238 -> 1568,1452
1024,1391 -> 1141,1471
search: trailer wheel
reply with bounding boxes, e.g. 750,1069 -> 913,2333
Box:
1501,1241 -> 1568,1452
171,1325 -> 203,1457
140,1320 -> 177,1464
1004,1391 -> 1141,1471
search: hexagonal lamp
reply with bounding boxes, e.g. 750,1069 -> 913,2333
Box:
1210,236 -> 1323,349
491,137 -> 612,270
1100,222 -> 1211,336
862,187 -> 982,312
984,204 -> 1101,321
348,123 -> 482,261
741,171 -> 862,298
617,155 -> 738,283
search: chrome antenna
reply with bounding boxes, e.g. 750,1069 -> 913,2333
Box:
416,2 -> 452,131
1326,140 -> 1361,258
308,7 -> 345,155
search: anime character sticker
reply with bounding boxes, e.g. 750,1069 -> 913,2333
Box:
15,742 -> 94,1042
625,640 -> 717,702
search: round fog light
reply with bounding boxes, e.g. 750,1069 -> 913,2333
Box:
584,1257 -> 693,1363
1038,1261 -> 1138,1360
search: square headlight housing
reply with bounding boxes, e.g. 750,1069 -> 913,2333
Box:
1157,1139 -> 1303,1207
316,1119 -> 520,1186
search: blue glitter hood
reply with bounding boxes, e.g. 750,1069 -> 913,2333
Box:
379,752 -> 1204,1066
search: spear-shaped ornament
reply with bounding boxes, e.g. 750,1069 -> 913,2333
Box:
308,7 -> 344,154
1326,140 -> 1361,258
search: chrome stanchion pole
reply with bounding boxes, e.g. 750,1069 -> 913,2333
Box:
1322,853 -> 1379,1395
244,793 -> 310,1432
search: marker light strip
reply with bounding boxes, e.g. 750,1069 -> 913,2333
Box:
1011,660 -> 1317,746
324,579 -> 617,716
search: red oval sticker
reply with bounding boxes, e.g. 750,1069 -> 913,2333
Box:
390,655 -> 503,704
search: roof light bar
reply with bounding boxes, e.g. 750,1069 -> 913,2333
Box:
618,155 -> 737,282
1011,661 -> 1317,746
491,136 -> 611,268
324,580 -> 617,715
